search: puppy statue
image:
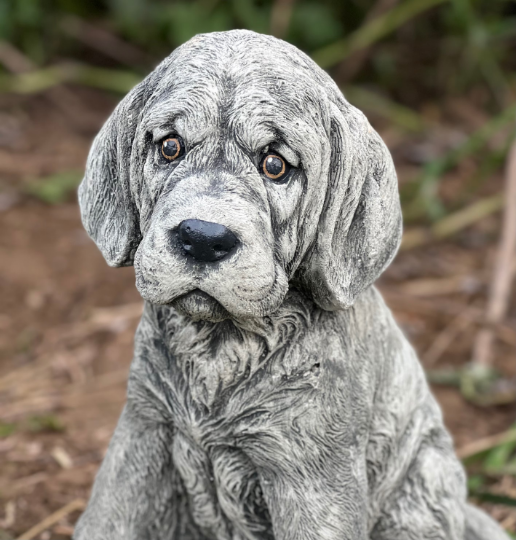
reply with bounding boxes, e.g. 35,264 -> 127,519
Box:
75,30 -> 509,540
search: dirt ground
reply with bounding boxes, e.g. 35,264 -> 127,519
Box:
0,88 -> 514,538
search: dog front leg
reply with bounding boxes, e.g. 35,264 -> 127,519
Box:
73,404 -> 198,540
257,459 -> 368,540
370,443 -> 467,540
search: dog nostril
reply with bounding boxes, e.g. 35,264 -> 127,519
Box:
177,219 -> 238,262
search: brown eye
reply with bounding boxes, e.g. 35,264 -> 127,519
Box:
161,136 -> 184,161
262,154 -> 289,181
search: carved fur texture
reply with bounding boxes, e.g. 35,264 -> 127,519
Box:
75,30 -> 509,540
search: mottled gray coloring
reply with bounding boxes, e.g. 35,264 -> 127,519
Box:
75,30 -> 509,540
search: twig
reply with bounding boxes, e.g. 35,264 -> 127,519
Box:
403,104 -> 516,222
401,193 -> 504,250
60,15 -> 153,69
471,137 -> 516,367
422,307 -> 476,366
9,472 -> 48,493
51,447 -> 74,469
336,0 -> 399,83
382,291 -> 516,347
0,42 -> 103,131
0,62 -> 141,95
0,368 -> 128,421
0,501 -> 15,528
311,0 -> 447,68
344,85 -> 426,133
89,302 -> 143,326
456,428 -> 516,460
0,41 -> 34,73
16,499 -> 85,540
392,275 -> 482,297
53,524 -> 75,536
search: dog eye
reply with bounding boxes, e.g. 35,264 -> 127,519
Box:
161,136 -> 184,161
261,154 -> 290,182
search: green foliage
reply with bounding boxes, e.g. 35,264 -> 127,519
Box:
162,2 -> 234,46
0,0 -> 515,525
25,170 -> 83,204
344,85 -> 427,132
312,0 -> 449,68
442,0 -> 516,101
27,413 -> 65,433
474,492 -> 516,507
288,2 -> 344,49
0,415 -> 65,438
404,103 -> 516,222
0,1 -> 513,219
464,425 -> 516,518
467,473 -> 486,491
483,436 -> 516,474
0,0 -> 514,101
0,421 -> 16,438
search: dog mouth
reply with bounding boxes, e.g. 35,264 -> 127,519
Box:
171,289 -> 231,322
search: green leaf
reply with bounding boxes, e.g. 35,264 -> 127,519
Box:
404,103 -> 516,222
163,2 -> 232,47
27,414 -> 65,433
484,438 -> 516,473
0,529 -> 15,540
231,0 -> 269,34
312,0 -> 449,69
26,170 -> 83,204
0,421 -> 16,438
0,64 -> 142,95
467,474 -> 485,492
472,492 -> 516,508
344,86 -> 426,133
289,3 -> 344,50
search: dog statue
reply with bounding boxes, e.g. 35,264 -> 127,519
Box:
75,30 -> 509,540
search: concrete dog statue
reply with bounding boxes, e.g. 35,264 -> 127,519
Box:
75,30 -> 509,540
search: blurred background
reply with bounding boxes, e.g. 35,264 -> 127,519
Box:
0,0 -> 515,537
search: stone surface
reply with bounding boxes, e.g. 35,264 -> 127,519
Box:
75,30 -> 509,540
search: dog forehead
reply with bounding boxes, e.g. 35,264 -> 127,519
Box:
142,41 -> 329,149
178,30 -> 319,78
151,32 -> 325,110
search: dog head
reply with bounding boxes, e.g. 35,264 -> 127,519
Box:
79,30 -> 402,321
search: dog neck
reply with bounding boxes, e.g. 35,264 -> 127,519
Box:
157,290 -> 318,409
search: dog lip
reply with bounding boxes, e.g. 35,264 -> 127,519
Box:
175,288 -> 213,301
171,288 -> 231,321
164,287 -> 200,306
169,288 -> 228,309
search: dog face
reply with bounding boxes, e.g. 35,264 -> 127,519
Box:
79,30 -> 402,321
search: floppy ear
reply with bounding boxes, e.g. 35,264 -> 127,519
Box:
78,83 -> 148,267
299,100 -> 402,311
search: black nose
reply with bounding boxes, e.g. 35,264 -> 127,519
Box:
178,219 -> 238,262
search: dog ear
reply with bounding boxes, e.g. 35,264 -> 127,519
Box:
78,83 -> 149,267
299,99 -> 402,310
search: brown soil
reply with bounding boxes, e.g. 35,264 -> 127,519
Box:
0,89 -> 514,538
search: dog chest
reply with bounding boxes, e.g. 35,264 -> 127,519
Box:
173,431 -> 274,540
164,348 -> 324,539
153,301 -> 349,538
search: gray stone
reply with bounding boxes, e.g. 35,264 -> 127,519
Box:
75,30 -> 509,540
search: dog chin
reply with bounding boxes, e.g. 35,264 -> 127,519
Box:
171,290 -> 231,322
